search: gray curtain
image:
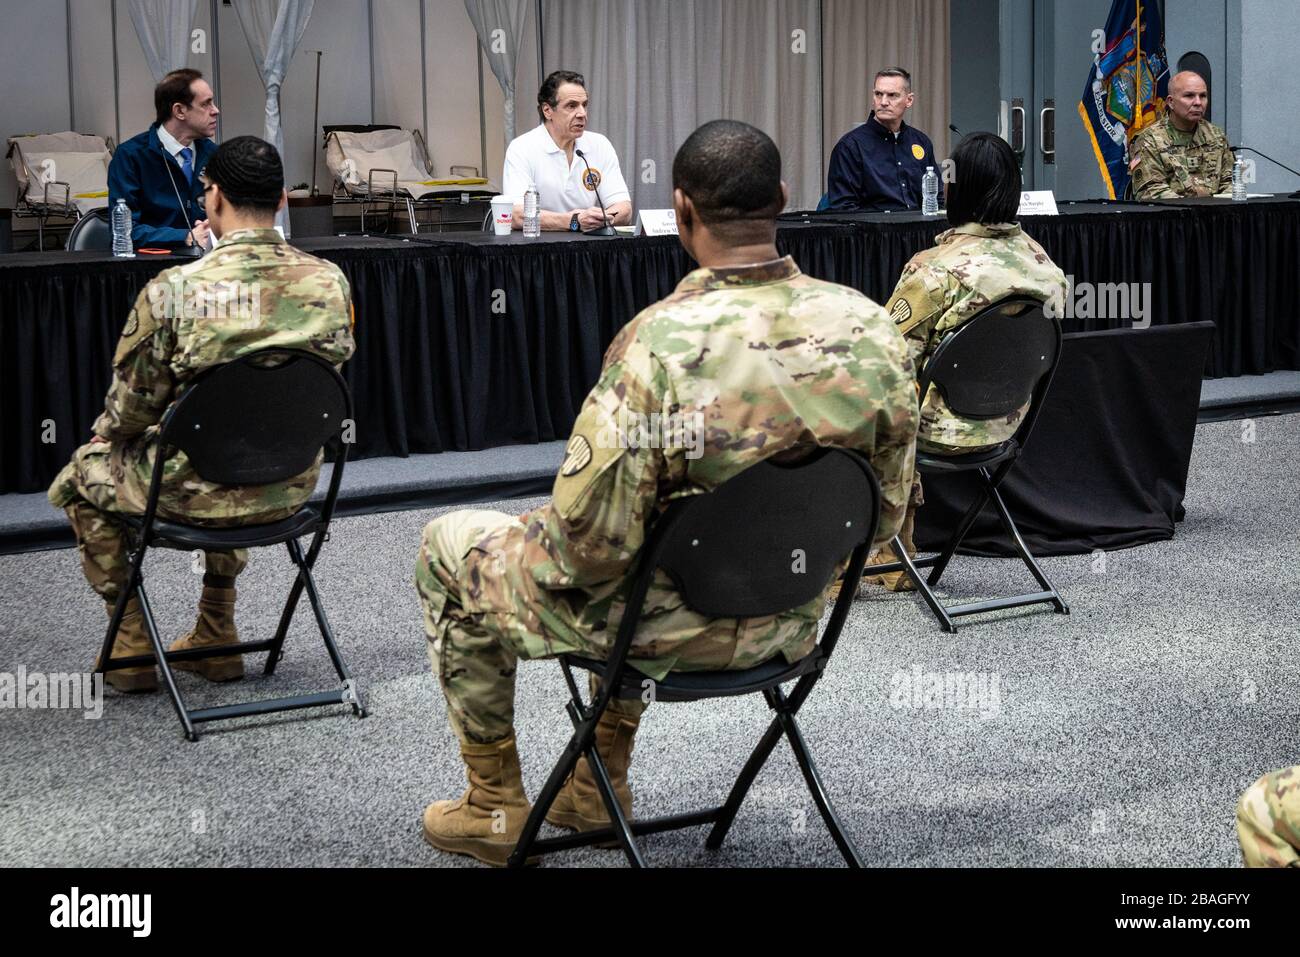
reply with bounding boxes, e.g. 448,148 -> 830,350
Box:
464,0 -> 530,152
127,0 -> 199,82
543,0 -> 823,212
545,0 -> 951,212
823,0 -> 952,182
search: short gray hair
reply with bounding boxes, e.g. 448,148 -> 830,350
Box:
875,67 -> 912,92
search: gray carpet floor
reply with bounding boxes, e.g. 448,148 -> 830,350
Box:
1,418 -> 1297,868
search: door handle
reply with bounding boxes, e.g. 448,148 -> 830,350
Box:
1040,99 -> 1056,164
1011,100 -> 1027,156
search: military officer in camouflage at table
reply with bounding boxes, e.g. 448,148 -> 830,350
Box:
1237,767 -> 1300,867
48,136 -> 355,693
415,119 -> 919,866
1131,70 -> 1235,200
862,132 -> 1067,592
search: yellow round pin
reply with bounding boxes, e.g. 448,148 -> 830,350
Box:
912,144 -> 925,161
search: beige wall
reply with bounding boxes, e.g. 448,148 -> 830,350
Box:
2,0 -> 537,213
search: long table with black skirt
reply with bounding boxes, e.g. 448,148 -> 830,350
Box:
2,197 -> 1296,554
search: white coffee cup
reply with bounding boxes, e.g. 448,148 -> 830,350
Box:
491,196 -> 513,236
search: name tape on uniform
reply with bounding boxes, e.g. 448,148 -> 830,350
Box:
1017,191 -> 1059,216
635,209 -> 679,237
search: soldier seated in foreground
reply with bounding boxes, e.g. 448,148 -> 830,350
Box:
1238,767 -> 1300,867
861,132 -> 1068,592
48,136 -> 355,692
414,119 -> 919,866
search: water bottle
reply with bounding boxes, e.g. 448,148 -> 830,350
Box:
523,184 -> 541,237
111,199 -> 134,257
922,166 -> 939,216
1231,157 -> 1247,202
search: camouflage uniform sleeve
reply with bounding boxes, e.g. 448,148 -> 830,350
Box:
1130,132 -> 1178,200
540,332 -> 679,587
884,260 -> 948,369
91,280 -> 177,442
1217,137 -> 1237,194
870,322 -> 920,546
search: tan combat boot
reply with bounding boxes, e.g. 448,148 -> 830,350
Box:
863,509 -> 917,593
96,597 -> 158,694
169,584 -> 244,682
422,735 -> 535,867
546,710 -> 640,838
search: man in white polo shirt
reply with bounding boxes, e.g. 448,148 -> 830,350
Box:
503,70 -> 632,232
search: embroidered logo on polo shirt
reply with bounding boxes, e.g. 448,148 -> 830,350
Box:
582,168 -> 602,192
912,144 -> 926,161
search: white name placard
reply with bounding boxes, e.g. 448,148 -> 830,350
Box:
1018,190 -> 1060,216
635,209 -> 679,236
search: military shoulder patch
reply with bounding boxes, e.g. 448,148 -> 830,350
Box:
561,435 -> 593,476
889,298 -> 913,326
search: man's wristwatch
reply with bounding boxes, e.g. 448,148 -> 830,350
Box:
569,212 -> 581,232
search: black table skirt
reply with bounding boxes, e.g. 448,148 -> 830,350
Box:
915,322 -> 1213,557
2,199 -> 1298,496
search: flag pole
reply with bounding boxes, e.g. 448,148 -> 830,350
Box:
1133,0 -> 1144,133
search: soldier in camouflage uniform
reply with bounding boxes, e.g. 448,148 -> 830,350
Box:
1237,767 -> 1300,867
865,132 -> 1068,591
1131,71 -> 1235,200
48,137 -> 355,693
415,120 -> 919,866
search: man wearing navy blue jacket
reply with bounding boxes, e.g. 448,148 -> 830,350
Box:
826,68 -> 943,213
108,68 -> 218,247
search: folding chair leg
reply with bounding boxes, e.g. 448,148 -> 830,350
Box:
986,484 -> 1069,615
778,709 -> 864,867
135,583 -> 199,742
263,540 -> 309,676
509,717 -> 593,868
705,711 -> 785,851
585,744 -> 646,867
927,483 -> 992,587
892,541 -> 957,633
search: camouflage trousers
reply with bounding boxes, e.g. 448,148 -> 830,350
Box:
1236,767 -> 1300,867
48,440 -> 247,605
414,509 -> 647,746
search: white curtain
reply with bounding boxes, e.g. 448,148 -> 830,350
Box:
543,0 -> 823,212
464,0 -> 530,154
233,0 -> 314,232
823,0 -> 952,184
127,0 -> 199,83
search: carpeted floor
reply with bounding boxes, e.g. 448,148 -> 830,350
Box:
1,417 -> 1297,868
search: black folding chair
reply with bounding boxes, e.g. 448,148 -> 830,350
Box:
508,448 -> 882,868
873,296 -> 1069,633
96,349 -> 367,741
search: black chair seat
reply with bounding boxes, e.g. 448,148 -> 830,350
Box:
565,652 -> 823,703
917,440 -> 1018,473
128,508 -> 323,551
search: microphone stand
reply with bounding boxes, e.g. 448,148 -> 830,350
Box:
575,147 -> 617,236
1231,145 -> 1300,199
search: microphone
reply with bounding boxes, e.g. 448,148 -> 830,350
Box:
574,148 -> 617,237
1230,145 -> 1300,198
162,144 -> 204,257
949,124 -> 963,136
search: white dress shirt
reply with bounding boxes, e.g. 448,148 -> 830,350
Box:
502,124 -> 631,213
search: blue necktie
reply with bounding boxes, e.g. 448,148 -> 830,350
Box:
179,147 -> 193,185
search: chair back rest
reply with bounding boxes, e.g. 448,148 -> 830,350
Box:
649,449 -> 881,619
921,296 -> 1061,422
67,207 -> 112,251
159,349 -> 350,486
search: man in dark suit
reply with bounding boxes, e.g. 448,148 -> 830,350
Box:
108,68 -> 218,247
826,67 -> 943,213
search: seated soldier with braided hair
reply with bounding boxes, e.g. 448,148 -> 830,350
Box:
49,136 -> 355,692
